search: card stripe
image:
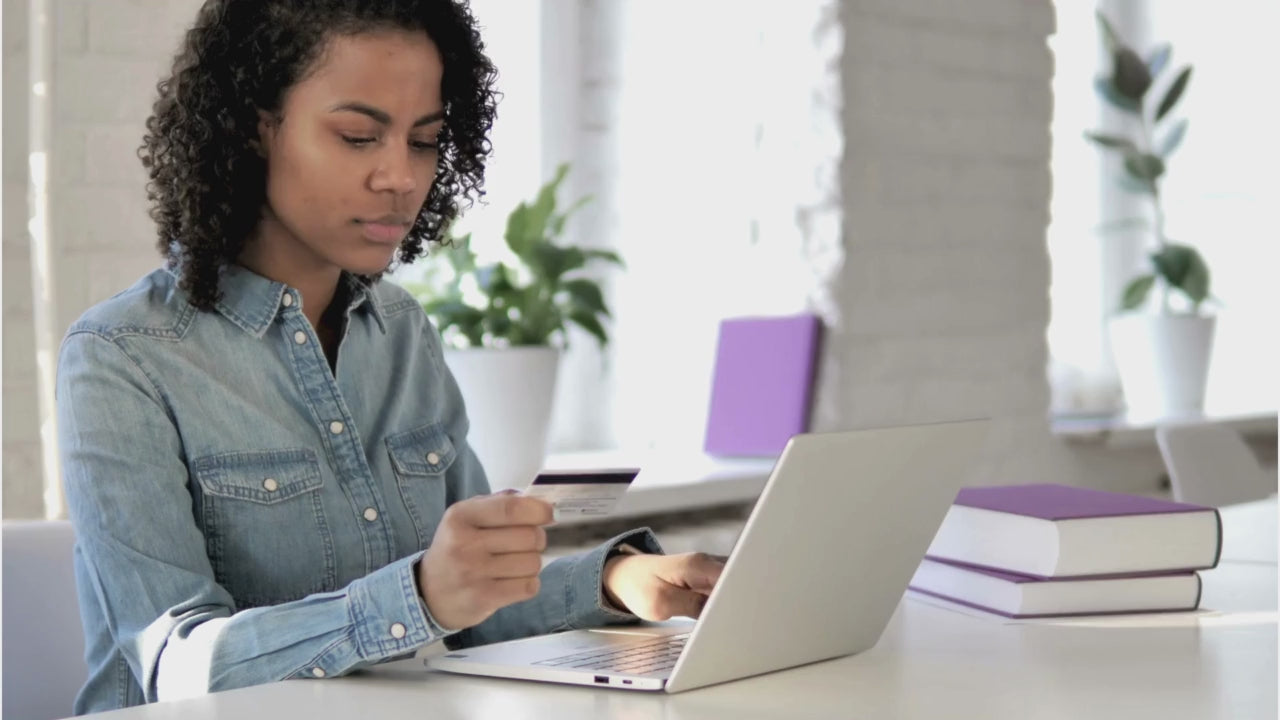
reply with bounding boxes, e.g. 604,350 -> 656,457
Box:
530,471 -> 638,486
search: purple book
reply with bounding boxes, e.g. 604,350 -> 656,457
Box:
908,556 -> 1204,619
925,484 -> 1223,579
703,314 -> 822,457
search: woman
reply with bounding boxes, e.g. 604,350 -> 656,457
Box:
56,1 -> 723,713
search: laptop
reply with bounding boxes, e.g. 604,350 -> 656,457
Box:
426,419 -> 990,693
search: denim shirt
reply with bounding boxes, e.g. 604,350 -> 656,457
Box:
56,264 -> 660,714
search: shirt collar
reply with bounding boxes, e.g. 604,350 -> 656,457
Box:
340,272 -> 388,334
211,264 -> 387,337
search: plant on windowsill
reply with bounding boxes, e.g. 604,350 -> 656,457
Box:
1086,11 -> 1214,418
402,163 -> 624,490
409,162 -> 623,350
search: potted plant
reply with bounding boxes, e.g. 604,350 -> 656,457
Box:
1087,11 -> 1213,418
403,163 -> 623,489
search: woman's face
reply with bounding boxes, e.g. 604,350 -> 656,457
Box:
255,29 -> 444,276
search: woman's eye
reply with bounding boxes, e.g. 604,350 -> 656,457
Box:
341,135 -> 377,147
410,140 -> 439,152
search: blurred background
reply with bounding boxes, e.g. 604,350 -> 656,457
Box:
2,0 -> 1276,520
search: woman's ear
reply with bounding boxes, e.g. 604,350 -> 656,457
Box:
253,110 -> 278,158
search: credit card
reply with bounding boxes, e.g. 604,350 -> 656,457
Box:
523,468 -> 639,520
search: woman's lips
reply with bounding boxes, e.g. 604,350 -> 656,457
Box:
358,221 -> 409,244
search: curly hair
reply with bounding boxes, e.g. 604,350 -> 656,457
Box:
140,0 -> 497,310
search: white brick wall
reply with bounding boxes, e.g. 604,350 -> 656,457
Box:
811,0 -> 1176,493
3,0 -> 201,517
811,0 -> 1079,488
2,0 -> 44,518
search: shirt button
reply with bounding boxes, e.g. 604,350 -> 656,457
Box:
282,293 -> 294,308
262,478 -> 279,492
311,667 -> 326,678
329,421 -> 344,435
363,507 -> 378,522
426,452 -> 440,465
389,622 -> 407,639
293,331 -> 307,344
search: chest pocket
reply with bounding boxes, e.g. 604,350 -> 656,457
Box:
386,423 -> 455,548
191,448 -> 336,607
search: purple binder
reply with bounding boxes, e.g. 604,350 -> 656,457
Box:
703,314 -> 822,457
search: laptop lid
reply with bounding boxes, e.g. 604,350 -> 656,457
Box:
665,419 -> 989,693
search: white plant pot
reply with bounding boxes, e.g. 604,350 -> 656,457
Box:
1108,314 -> 1216,419
443,346 -> 561,492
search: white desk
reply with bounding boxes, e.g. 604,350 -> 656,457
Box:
75,503 -> 1278,720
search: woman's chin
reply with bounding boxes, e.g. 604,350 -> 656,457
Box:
342,248 -> 398,276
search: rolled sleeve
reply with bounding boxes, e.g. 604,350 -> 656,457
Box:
563,528 -> 665,629
347,551 -> 440,660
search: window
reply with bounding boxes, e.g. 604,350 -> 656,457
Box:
398,1 -> 841,454
1046,1 -> 1278,417
600,1 -> 840,454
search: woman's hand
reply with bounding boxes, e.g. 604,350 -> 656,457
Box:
602,552 -> 726,620
417,493 -> 554,630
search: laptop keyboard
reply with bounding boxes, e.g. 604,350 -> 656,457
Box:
533,633 -> 690,675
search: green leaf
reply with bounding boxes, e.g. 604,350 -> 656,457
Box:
421,294 -> 461,314
528,243 -> 586,286
568,309 -> 609,348
483,306 -> 513,339
561,279 -> 609,317
527,179 -> 562,242
549,194 -> 592,237
1123,152 -> 1166,183
440,233 -> 477,275
1121,274 -> 1156,311
1182,255 -> 1211,307
1112,48 -> 1153,100
427,300 -> 484,324
503,202 -> 534,260
1095,11 -> 1122,53
1158,119 -> 1188,158
1146,44 -> 1171,78
512,286 -> 561,346
477,263 -> 521,310
397,280 -> 433,300
1150,244 -> 1196,287
1155,66 -> 1192,122
582,248 -> 625,268
1084,132 -> 1138,154
505,165 -> 574,262
426,301 -> 486,347
1094,77 -> 1140,114
1155,244 -> 1211,305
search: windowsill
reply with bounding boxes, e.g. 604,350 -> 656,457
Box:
544,407 -> 1279,521
540,449 -> 776,526
1051,408 -> 1278,448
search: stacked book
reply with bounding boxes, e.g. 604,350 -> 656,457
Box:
909,484 -> 1223,619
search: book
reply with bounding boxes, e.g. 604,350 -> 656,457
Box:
908,557 -> 1203,618
925,484 -> 1222,578
703,314 -> 822,457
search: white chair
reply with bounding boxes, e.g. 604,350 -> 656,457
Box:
2,520 -> 87,720
1156,422 -> 1277,507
